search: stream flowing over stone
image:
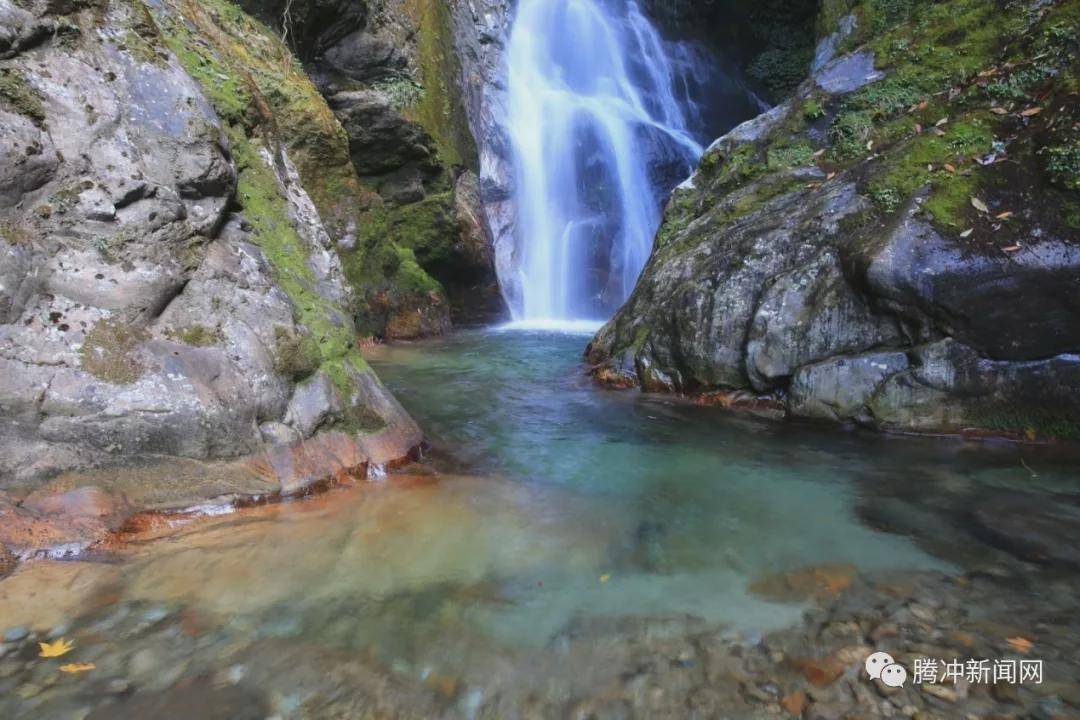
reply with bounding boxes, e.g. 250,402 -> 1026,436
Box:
501,0 -> 724,322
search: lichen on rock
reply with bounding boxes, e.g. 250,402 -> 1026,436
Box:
0,0 -> 421,539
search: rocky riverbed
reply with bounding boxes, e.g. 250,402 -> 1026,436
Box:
1,454 -> 1078,720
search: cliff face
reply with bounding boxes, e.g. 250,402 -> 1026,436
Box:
589,0 -> 1080,441
239,0 -> 504,338
0,0 -> 421,517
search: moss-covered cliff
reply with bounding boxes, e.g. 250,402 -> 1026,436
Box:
239,0 -> 500,338
590,0 -> 1080,441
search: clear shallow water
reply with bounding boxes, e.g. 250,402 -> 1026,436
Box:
6,327 -> 1080,719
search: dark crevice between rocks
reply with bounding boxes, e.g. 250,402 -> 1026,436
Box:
643,0 -> 822,104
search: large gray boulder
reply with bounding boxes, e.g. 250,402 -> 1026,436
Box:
588,16 -> 1080,442
0,0 -> 421,505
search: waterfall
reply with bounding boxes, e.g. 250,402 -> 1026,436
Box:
503,0 -> 710,324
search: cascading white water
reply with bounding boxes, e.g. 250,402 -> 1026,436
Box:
504,0 -> 709,324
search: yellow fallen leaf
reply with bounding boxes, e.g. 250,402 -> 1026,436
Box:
944,163 -> 957,173
599,573 -> 611,583
996,211 -> 1014,220
1007,636 -> 1033,653
1020,107 -> 1042,117
59,662 -> 95,674
39,638 -> 75,658
971,197 -> 990,213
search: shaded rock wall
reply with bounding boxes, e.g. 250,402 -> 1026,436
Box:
589,0 -> 1080,441
243,0 -> 504,336
0,0 -> 420,501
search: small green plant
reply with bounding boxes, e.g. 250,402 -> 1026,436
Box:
170,324 -> 221,347
870,186 -> 904,214
829,110 -> 875,158
802,99 -> 826,121
767,141 -> 816,169
372,76 -> 424,111
1044,142 -> 1080,192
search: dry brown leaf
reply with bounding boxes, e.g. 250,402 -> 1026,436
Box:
826,172 -> 837,180
991,106 -> 1009,115
996,211 -> 1014,220
935,117 -> 949,127
1002,245 -> 1021,253
1007,636 -> 1033,653
944,163 -> 957,173
971,197 -> 990,213
1020,107 -> 1043,117
812,148 -> 826,158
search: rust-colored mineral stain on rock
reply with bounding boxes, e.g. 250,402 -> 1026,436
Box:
22,485 -> 132,530
781,690 -> 808,716
248,431 -> 370,497
590,365 -> 638,390
0,491 -> 111,557
692,390 -> 787,420
748,563 -> 857,602
789,656 -> 847,687
0,543 -> 16,579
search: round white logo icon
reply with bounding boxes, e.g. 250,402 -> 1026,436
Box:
864,651 -> 895,680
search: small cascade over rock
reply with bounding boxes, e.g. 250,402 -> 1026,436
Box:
501,0 -> 758,323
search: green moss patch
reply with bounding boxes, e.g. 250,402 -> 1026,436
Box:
0,68 -> 46,126
272,325 -> 321,381
229,130 -> 376,400
403,0 -> 477,170
169,324 -> 221,347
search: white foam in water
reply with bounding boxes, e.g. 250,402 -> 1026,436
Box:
497,318 -> 605,334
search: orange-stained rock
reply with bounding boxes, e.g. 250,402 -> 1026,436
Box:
0,491 -> 110,557
249,431 -> 369,496
782,690 -> 808,716
693,390 -> 787,420
789,656 -> 847,687
749,563 -> 857,602
0,542 -> 15,578
22,485 -> 131,530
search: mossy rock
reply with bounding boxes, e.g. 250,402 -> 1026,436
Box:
80,319 -> 149,384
